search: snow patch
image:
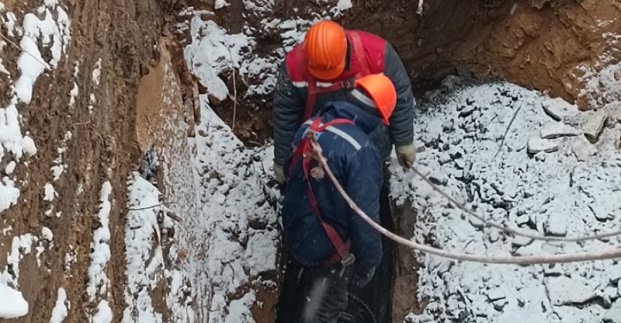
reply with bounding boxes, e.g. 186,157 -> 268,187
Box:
92,300 -> 112,323
49,287 -> 68,323
44,182 -> 57,201
184,18 -> 251,101
0,284 -> 29,319
92,58 -> 102,86
123,174 -> 163,323
86,181 -> 112,300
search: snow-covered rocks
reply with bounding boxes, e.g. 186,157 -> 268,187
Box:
545,210 -> 568,237
542,97 -> 577,122
540,123 -> 580,139
546,276 -> 597,305
604,300 -> 621,323
582,111 -> 608,143
527,137 -> 559,154
572,135 -> 598,161
398,81 -> 621,323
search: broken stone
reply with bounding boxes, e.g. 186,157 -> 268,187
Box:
605,102 -> 621,123
458,106 -> 476,118
454,159 -> 465,169
603,286 -> 619,307
489,230 -> 500,243
572,135 -> 598,161
468,216 -> 485,229
442,119 -> 455,133
546,276 -> 597,305
583,111 -> 608,143
486,288 -> 506,302
441,75 -> 461,90
604,299 -> 621,323
492,298 -> 509,311
429,173 -> 449,186
542,97 -> 577,122
540,123 -> 580,139
544,211 -> 568,237
511,235 -> 533,247
527,137 -> 559,154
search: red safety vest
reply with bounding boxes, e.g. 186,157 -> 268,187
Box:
289,117 -> 357,266
285,31 -> 387,121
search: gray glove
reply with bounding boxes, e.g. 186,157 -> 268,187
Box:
274,164 -> 286,185
396,144 -> 416,168
351,266 -> 375,288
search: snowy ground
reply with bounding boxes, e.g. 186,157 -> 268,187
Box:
394,78 -> 621,323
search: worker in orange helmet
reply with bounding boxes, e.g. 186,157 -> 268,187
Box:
272,20 -> 416,185
276,74 -> 397,323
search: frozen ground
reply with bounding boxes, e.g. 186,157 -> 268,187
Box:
393,78 -> 621,323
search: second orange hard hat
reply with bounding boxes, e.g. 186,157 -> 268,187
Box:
354,74 -> 397,125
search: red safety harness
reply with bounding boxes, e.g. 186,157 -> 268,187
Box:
302,32 -> 372,120
289,117 -> 357,267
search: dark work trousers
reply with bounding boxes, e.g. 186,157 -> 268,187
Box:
343,166 -> 394,323
276,257 -> 353,323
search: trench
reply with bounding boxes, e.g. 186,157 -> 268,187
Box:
173,0 -> 620,321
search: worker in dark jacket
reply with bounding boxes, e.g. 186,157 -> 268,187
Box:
272,20 -> 416,184
276,74 -> 397,323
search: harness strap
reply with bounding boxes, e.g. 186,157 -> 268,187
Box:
302,31 -> 371,120
289,117 -> 356,265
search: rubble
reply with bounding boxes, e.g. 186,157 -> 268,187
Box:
541,98 -> 577,122
545,210 -> 568,237
582,111 -> 608,143
527,137 -> 559,154
604,300 -> 621,323
540,123 -> 580,139
572,135 -> 598,161
546,276 -> 597,305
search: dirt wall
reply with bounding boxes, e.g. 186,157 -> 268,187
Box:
0,0 -> 163,321
342,0 -> 621,109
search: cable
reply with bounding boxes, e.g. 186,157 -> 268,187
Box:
311,141 -> 621,265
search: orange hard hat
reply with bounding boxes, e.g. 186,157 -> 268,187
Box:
304,20 -> 347,81
354,74 -> 397,125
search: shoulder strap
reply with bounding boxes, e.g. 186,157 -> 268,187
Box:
348,31 -> 371,76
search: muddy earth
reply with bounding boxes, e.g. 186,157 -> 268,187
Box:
0,0 -> 619,322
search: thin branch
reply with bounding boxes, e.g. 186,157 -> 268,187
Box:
227,49 -> 238,132
0,31 -> 50,69
128,203 -> 162,211
311,141 -> 621,265
493,102 -> 522,160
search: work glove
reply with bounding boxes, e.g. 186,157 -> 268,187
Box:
274,164 -> 286,185
351,266 -> 375,288
396,144 -> 416,168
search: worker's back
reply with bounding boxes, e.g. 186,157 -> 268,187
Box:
281,100 -> 384,271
